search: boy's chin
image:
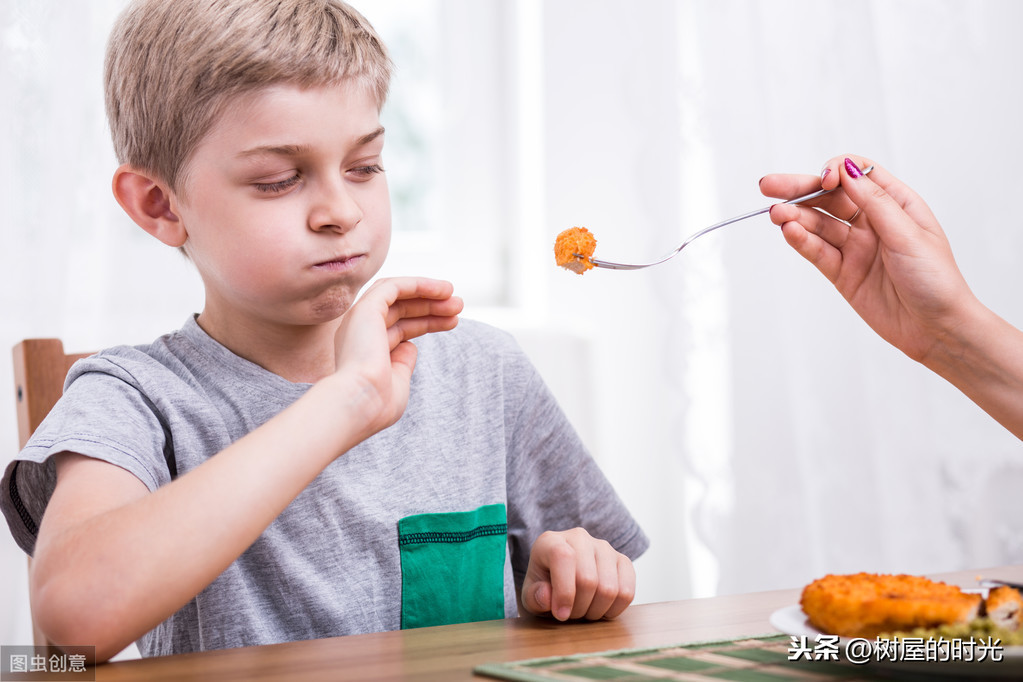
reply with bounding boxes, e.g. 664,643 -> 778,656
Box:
308,286 -> 362,322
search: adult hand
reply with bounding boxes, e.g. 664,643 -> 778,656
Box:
520,527 -> 636,622
760,155 -> 977,364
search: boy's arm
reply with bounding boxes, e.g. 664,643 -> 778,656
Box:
500,338 -> 646,624
30,277 -> 461,662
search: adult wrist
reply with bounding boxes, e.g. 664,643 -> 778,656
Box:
923,296 -> 1013,384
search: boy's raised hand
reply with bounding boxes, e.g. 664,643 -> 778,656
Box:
333,277 -> 462,440
520,527 -> 636,622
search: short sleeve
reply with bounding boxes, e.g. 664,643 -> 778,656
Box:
502,350 -> 649,586
1,357 -> 173,556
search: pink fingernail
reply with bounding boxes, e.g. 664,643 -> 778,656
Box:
844,158 -> 864,179
821,168 -> 831,181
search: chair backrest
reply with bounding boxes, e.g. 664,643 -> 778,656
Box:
12,338 -> 93,646
14,339 -> 92,449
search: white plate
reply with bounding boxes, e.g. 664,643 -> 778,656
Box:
770,603 -> 1023,678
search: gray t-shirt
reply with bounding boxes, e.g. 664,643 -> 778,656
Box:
2,316 -> 647,656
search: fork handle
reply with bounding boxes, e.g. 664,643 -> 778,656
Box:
588,166 -> 873,270
681,165 -> 876,249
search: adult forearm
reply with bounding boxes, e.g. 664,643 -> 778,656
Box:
921,302 -> 1023,442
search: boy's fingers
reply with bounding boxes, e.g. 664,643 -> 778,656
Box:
546,539 -> 579,621
389,276 -> 456,301
599,554 -> 636,621
384,295 -> 463,329
566,543 -> 598,621
582,541 -> 630,620
387,314 -> 460,349
524,532 -> 578,621
361,277 -> 457,313
385,295 -> 462,349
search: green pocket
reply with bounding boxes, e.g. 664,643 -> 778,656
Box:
398,503 -> 508,629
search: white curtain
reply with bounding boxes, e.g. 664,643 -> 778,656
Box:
3,0 -> 1023,649
531,0 -> 1023,603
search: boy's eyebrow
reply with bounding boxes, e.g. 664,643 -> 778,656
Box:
237,144 -> 310,159
237,127 -> 386,159
356,126 -> 386,146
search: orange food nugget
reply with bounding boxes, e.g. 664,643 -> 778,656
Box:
800,573 -> 982,638
985,585 -> 1023,631
554,227 -> 597,274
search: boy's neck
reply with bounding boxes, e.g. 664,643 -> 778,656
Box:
195,311 -> 340,384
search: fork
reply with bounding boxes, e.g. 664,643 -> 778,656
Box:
979,578 -> 1023,593
586,166 -> 874,270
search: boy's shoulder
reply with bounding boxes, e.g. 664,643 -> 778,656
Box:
68,324 -> 188,380
65,316 -> 253,394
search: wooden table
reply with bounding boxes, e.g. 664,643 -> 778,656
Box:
94,565 -> 1023,681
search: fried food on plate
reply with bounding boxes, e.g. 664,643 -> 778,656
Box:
554,227 -> 597,274
985,585 -> 1023,632
800,573 -> 982,638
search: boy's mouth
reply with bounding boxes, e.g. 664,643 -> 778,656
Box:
313,253 -> 366,272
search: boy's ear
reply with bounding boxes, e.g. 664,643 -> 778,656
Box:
112,164 -> 188,248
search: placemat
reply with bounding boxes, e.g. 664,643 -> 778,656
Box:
473,634 -> 882,681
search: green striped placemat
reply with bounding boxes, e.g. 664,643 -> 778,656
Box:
474,634 -> 882,681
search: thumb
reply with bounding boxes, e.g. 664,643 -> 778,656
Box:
839,157 -> 925,251
839,157 -> 891,212
390,339 -> 418,375
520,575 -> 552,616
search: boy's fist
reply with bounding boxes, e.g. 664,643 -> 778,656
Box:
520,527 -> 636,622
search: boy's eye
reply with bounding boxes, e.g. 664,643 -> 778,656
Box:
350,164 -> 384,179
253,174 -> 301,194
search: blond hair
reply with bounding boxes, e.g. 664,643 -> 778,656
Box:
105,0 -> 392,191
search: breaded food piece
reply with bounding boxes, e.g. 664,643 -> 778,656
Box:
800,573 -> 982,638
554,227 -> 597,274
985,585 -> 1023,631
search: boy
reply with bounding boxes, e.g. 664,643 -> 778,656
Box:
1,0 -> 647,663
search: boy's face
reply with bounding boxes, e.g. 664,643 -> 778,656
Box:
173,82 -> 391,330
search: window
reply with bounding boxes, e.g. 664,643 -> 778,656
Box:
367,0 -> 543,309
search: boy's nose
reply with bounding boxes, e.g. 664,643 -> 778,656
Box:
308,179 -> 362,234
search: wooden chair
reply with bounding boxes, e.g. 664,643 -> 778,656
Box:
12,338 -> 93,647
